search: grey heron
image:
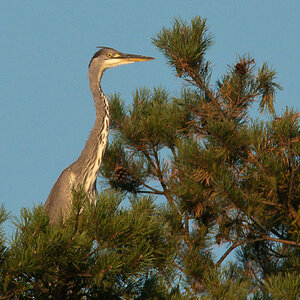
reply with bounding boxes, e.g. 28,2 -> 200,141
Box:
44,47 -> 154,223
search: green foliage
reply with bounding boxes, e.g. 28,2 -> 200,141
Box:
265,272 -> 300,300
257,63 -> 283,113
0,192 -> 178,298
109,87 -> 194,151
0,205 -> 8,270
153,17 -> 213,82
199,264 -> 252,299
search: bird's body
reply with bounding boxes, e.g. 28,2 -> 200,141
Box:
44,47 -> 154,223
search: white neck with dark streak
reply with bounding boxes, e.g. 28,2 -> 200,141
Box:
72,73 -> 110,193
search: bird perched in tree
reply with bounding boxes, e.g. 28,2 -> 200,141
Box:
44,47 -> 154,223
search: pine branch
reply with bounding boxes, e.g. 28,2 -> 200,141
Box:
165,46 -> 226,122
140,182 -> 165,195
217,236 -> 300,267
263,236 -> 300,247
143,147 -> 178,213
185,64 -> 226,122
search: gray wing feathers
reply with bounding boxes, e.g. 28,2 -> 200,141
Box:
44,168 -> 73,223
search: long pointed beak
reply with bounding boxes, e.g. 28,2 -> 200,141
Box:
117,52 -> 154,62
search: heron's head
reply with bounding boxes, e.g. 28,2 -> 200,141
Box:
88,47 -> 154,80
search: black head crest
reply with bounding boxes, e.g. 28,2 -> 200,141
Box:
89,46 -> 116,67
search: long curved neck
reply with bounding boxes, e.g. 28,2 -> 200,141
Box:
71,69 -> 110,191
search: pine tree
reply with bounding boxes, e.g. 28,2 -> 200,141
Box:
1,17 -> 299,298
0,190 -> 181,298
102,16 -> 300,298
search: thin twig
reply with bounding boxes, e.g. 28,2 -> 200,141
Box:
287,148 -> 299,226
152,148 -> 178,213
141,182 -> 164,195
217,236 -> 300,266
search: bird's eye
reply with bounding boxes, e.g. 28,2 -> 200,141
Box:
107,53 -> 113,58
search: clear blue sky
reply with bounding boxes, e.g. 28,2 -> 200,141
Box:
1,1 -> 299,221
